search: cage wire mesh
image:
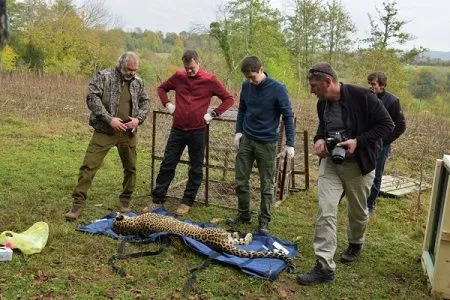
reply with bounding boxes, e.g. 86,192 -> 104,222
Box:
150,106 -> 308,211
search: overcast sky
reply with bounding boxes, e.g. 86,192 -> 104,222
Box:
90,0 -> 450,52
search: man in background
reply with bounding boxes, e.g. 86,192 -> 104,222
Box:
297,62 -> 393,285
367,71 -> 406,215
65,51 -> 150,220
229,56 -> 295,235
147,50 -> 234,216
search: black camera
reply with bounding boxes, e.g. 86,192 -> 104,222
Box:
326,132 -> 347,164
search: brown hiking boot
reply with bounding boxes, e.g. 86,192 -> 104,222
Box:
119,198 -> 131,213
65,206 -> 83,221
142,202 -> 163,213
175,204 -> 191,216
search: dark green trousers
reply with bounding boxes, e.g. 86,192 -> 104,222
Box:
71,131 -> 137,208
235,134 -> 277,222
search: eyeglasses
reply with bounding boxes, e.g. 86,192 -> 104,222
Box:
308,68 -> 334,77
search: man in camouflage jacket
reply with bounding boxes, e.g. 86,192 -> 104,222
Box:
65,51 -> 150,220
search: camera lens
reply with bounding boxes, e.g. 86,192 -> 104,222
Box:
331,146 -> 346,164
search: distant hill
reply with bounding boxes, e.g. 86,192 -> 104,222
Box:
422,51 -> 450,61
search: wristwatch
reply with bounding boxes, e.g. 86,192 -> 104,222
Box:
210,110 -> 218,118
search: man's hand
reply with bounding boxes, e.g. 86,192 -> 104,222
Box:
165,102 -> 175,115
234,133 -> 243,151
314,139 -> 329,158
204,109 -> 217,124
124,117 -> 139,132
110,117 -> 127,132
285,146 -> 295,159
337,138 -> 357,157
203,113 -> 213,124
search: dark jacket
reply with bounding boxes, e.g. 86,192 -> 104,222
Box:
314,84 -> 394,175
378,91 -> 406,145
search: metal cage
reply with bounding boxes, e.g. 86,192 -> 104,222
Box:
150,109 -> 309,209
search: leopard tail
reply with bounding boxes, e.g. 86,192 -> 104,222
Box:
223,245 -> 294,271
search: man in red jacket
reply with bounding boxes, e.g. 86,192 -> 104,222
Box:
147,50 -> 234,216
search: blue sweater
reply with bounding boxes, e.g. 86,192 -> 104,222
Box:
236,75 -> 295,147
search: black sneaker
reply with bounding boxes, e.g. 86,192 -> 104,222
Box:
226,213 -> 252,226
259,219 -> 269,235
297,260 -> 335,286
340,243 -> 363,263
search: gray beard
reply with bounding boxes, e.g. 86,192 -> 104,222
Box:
123,74 -> 134,81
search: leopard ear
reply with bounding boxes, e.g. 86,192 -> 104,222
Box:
115,214 -> 125,221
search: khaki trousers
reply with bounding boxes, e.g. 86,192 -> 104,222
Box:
313,157 -> 374,270
71,131 -> 137,208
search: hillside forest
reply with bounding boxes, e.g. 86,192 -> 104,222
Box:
0,0 -> 449,113
1,0 -> 449,183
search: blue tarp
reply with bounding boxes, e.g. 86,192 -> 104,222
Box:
76,208 -> 298,280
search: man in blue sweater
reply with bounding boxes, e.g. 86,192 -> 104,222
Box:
367,71 -> 406,215
228,56 -> 295,235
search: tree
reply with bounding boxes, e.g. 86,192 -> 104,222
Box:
0,0 -> 9,50
365,1 -> 413,50
411,69 -> 444,100
0,45 -> 18,71
211,0 -> 295,90
344,49 -> 410,106
210,19 -> 234,85
77,0 -> 118,29
285,0 -> 324,82
321,0 -> 355,65
3,0 -> 125,74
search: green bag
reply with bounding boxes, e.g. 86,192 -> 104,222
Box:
0,222 -> 49,255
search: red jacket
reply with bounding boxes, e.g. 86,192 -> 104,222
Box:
158,69 -> 234,130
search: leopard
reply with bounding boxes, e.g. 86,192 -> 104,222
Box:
112,212 -> 294,268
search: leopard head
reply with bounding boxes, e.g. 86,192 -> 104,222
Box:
112,213 -> 140,236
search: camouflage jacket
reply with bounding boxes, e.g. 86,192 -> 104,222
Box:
86,67 -> 150,134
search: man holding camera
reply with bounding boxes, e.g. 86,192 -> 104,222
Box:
297,63 -> 394,285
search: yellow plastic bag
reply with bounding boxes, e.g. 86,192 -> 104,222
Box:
0,222 -> 49,255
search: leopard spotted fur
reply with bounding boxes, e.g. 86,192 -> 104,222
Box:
112,213 -> 293,267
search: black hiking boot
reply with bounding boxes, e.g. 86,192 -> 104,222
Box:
297,260 -> 335,286
340,243 -> 363,263
226,213 -> 252,226
258,219 -> 269,235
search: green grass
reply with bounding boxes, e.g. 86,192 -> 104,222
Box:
0,116 -> 433,299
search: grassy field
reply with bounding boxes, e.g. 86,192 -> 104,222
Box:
0,72 -> 448,299
0,115 -> 435,300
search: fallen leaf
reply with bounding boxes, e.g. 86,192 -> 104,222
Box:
104,289 -> 117,299
292,236 -> 302,242
210,218 -> 223,224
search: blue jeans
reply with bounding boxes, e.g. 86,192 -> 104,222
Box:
367,144 -> 391,210
152,127 -> 206,206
